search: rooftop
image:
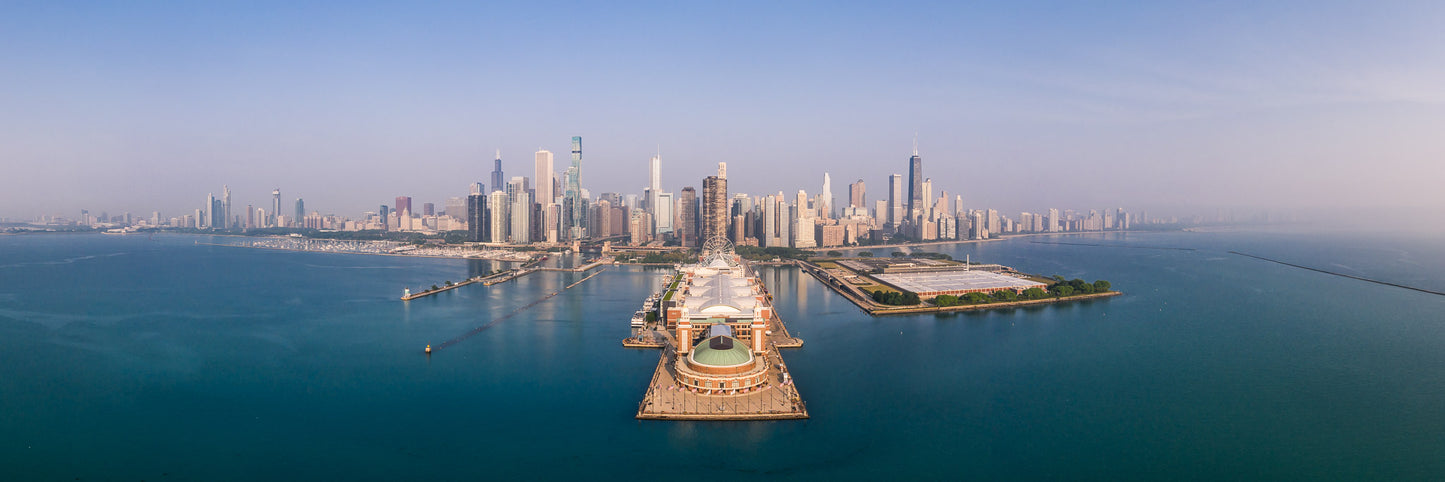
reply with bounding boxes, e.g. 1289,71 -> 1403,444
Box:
873,270 -> 1046,295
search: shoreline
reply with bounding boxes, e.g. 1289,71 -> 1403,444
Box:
195,241 -> 531,263
809,229 -> 1180,253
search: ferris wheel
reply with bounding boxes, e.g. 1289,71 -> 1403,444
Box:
700,236 -> 737,266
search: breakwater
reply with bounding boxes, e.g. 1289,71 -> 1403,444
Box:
430,268 -> 608,353
1229,251 -> 1445,297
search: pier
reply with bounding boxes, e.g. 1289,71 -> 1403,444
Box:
429,267 -> 609,353
799,258 -> 1121,315
625,238 -> 808,421
635,342 -> 808,421
482,257 -> 613,286
400,277 -> 481,300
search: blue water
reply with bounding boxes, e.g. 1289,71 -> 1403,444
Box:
2,231 -> 1443,480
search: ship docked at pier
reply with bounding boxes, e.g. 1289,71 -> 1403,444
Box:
627,237 -> 807,420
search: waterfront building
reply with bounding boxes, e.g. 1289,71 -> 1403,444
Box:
817,223 -> 845,247
702,163 -> 728,243
466,193 -> 487,242
487,190 -> 509,243
1047,208 -> 1060,232
565,136 -> 585,240
508,177 -> 531,244
873,270 -> 1047,298
678,187 -> 698,247
665,241 -> 774,393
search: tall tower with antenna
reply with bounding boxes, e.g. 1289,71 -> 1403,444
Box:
906,134 -> 923,223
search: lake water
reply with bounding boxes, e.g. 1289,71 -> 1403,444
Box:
2,230 -> 1443,480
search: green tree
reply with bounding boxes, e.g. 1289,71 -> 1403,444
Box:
890,251 -> 907,258
934,294 -> 960,307
858,251 -> 874,257
1022,287 -> 1047,300
825,250 -> 843,257
1055,285 -> 1074,297
991,290 -> 1017,302
1093,280 -> 1111,292
964,292 -> 991,304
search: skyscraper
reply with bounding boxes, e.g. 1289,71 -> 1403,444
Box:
204,193 -> 214,229
467,193 -> 488,242
490,150 -> 504,195
849,180 -> 865,209
821,172 -> 833,219
702,163 -> 728,242
507,177 -> 531,244
565,136 -> 584,239
221,185 -> 232,229
294,198 -> 304,228
887,174 -> 904,228
906,137 -> 923,220
534,149 -> 554,205
648,151 -> 661,213
271,189 -> 281,228
655,191 -> 673,236
678,187 -> 698,247
488,190 -> 509,243
394,196 -> 412,217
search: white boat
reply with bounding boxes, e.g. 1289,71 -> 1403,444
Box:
630,310 -> 647,328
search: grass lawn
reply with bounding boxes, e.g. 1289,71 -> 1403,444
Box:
860,284 -> 901,295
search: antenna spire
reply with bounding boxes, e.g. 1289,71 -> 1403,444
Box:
912,133 -> 919,156
495,148 -> 500,159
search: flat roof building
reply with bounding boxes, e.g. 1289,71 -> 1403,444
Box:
873,270 -> 1046,297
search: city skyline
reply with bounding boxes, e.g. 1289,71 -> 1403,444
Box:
4,3 -> 1445,221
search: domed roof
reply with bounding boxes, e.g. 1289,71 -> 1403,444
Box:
689,336 -> 753,367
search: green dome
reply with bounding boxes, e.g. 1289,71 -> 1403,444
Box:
690,336 -> 753,367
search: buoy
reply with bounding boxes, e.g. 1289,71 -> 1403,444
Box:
425,344 -> 432,354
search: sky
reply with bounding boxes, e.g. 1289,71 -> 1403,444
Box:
3,1 -> 1444,220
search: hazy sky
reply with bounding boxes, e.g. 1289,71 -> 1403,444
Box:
3,1 -> 1444,220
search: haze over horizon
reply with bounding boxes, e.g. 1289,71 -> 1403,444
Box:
3,1 -> 1443,220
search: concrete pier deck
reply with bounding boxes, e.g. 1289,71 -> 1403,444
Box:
635,343 -> 808,421
400,277 -> 480,300
626,305 -> 807,420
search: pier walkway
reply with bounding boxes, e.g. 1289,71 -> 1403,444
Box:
401,277 -> 481,300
